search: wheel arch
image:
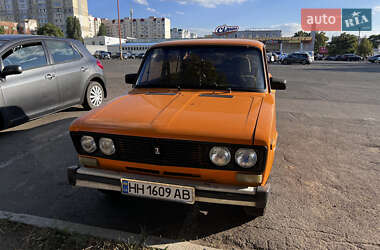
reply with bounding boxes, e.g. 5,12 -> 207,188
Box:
81,74 -> 107,105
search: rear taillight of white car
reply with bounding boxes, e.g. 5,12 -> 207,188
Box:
96,59 -> 104,70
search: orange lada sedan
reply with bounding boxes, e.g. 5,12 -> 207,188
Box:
67,39 -> 286,216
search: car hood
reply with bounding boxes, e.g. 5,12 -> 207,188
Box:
72,89 -> 263,145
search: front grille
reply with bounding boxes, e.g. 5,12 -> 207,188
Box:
71,132 -> 267,173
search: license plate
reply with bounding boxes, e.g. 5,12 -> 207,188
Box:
120,178 -> 195,204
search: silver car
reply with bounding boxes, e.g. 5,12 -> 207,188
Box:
0,35 -> 107,130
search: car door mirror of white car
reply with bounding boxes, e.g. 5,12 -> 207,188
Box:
1,65 -> 23,78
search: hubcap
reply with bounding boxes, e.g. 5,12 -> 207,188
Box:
89,85 -> 103,107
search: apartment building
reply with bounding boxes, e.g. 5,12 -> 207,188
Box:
170,28 -> 198,39
0,0 -> 94,37
103,16 -> 171,39
88,15 -> 101,37
171,28 -> 189,39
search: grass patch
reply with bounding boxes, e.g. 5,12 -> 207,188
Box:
0,219 -> 154,250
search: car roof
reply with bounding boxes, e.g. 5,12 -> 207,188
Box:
151,39 -> 265,50
0,35 -> 76,46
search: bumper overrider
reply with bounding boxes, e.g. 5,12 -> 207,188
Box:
67,165 -> 269,208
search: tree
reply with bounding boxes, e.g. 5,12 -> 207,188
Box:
327,33 -> 358,56
368,34 -> 380,49
97,23 -> 106,36
0,26 -> 4,35
357,38 -> 373,57
37,23 -> 64,37
66,16 -> 83,42
293,31 -> 311,37
314,32 -> 329,54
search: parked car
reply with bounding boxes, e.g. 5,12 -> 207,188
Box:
368,54 -> 380,63
136,52 -> 145,59
343,54 -> 363,61
67,39 -> 287,217
325,55 -> 336,61
315,54 -> 325,60
267,52 -> 275,63
112,52 -> 135,59
335,55 -> 345,61
278,53 -> 288,62
0,35 -> 107,130
126,52 -> 136,59
305,51 -> 314,61
282,52 -> 311,65
94,50 -> 111,60
373,57 -> 380,64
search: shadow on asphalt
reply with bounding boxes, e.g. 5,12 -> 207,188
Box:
85,192 -> 254,241
0,116 -> 254,242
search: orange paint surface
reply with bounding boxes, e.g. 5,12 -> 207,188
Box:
70,39 -> 278,187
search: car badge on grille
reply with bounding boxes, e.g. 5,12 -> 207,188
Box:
154,146 -> 161,155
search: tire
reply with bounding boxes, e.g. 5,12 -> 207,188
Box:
302,60 -> 307,65
83,81 -> 104,110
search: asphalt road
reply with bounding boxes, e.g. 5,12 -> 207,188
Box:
0,60 -> 379,249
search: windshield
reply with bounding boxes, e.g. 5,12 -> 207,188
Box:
136,46 -> 266,91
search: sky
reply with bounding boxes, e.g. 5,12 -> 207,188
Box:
87,0 -> 380,37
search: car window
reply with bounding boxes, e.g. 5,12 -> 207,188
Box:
46,40 -> 81,64
2,42 -> 48,71
138,46 -> 266,91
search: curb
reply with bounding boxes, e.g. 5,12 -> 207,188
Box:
0,210 -> 217,250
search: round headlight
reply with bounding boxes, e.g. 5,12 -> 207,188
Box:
80,136 -> 97,153
99,137 -> 115,155
235,148 -> 258,168
209,146 -> 231,166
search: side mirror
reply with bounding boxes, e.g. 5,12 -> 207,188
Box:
1,65 -> 22,78
125,73 -> 137,86
271,77 -> 287,90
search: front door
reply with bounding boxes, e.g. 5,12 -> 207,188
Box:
0,41 -> 60,123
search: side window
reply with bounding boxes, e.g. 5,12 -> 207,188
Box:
2,42 -> 48,71
46,40 -> 81,64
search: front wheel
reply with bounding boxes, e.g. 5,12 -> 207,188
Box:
302,60 -> 307,65
83,81 -> 104,110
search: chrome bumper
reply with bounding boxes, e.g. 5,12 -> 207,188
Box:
67,165 -> 269,208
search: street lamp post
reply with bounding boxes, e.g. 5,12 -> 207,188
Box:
117,0 -> 123,60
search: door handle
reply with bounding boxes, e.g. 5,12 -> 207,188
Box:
45,73 -> 56,80
81,67 -> 88,72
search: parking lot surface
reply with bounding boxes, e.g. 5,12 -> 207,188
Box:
0,60 -> 379,249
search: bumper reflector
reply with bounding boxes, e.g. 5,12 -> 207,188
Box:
236,173 -> 262,184
79,156 -> 99,167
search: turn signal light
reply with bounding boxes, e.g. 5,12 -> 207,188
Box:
79,156 -> 99,167
235,173 -> 262,184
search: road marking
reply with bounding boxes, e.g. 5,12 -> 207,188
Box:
0,210 -> 217,250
